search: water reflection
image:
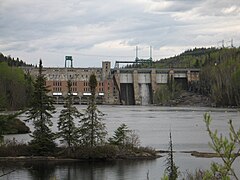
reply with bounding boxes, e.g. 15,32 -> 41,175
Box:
0,160 -> 161,180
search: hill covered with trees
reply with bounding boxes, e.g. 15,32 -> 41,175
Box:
0,53 -> 33,110
153,47 -> 240,107
0,53 -> 33,67
154,47 -> 228,68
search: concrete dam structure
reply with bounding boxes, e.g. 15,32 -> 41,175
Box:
113,68 -> 200,105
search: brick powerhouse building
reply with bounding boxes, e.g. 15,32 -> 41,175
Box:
23,61 -> 120,104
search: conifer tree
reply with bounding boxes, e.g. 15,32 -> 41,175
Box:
58,80 -> 81,149
109,123 -> 129,146
79,74 -> 107,147
26,59 -> 56,155
163,131 -> 178,180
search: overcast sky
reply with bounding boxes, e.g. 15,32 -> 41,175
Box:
1,0 -> 240,67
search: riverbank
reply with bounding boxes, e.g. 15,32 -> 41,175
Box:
0,153 -> 161,162
157,150 -> 240,158
158,91 -> 213,107
0,142 -> 160,162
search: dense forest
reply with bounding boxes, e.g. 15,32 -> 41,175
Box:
197,48 -> 240,106
150,47 -> 240,107
0,53 -> 33,110
154,47 -> 219,68
0,53 -> 33,67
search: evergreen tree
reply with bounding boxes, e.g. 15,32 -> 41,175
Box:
109,124 -> 140,149
79,74 -> 107,147
109,123 -> 129,146
26,59 -> 56,155
58,80 -> 81,149
164,131 -> 178,180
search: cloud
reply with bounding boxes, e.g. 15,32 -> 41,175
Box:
222,5 -> 240,15
0,0 -> 240,67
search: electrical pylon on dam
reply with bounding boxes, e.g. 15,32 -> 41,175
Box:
114,46 -> 153,68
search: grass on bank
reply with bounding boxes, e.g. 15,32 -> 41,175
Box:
0,139 -> 158,160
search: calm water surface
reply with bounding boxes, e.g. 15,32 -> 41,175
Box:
3,105 -> 240,179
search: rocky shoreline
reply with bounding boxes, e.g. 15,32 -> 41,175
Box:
158,150 -> 240,158
0,153 -> 161,162
158,91 -> 213,107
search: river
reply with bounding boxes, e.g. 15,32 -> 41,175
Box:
2,105 -> 240,179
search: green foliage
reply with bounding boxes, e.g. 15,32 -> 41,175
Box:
153,80 -> 183,105
0,62 -> 33,110
78,74 -> 107,147
0,112 -> 23,144
154,47 -> 216,68
0,115 -> 8,144
0,140 -> 30,157
183,169 -> 214,180
198,48 -> 240,107
161,173 -> 169,180
153,47 -> 240,107
58,80 -> 81,149
203,113 -> 240,180
109,123 -> 129,146
153,85 -> 172,104
109,124 -> 141,149
0,53 -> 33,67
26,60 -> 56,155
66,145 -> 118,159
164,131 -> 179,180
0,116 -> 29,135
89,73 -> 97,95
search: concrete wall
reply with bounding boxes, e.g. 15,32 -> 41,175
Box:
120,73 -> 133,83
113,68 -> 200,105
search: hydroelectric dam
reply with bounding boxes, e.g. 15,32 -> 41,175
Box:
23,59 -> 200,105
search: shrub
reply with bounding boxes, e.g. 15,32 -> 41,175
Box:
59,145 -> 118,160
0,140 -> 30,157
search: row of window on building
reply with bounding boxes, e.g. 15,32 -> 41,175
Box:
53,87 -> 104,93
83,81 -> 104,87
53,81 -> 62,86
53,87 -> 62,92
53,81 -> 77,87
48,73 -> 103,80
53,81 -> 104,87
